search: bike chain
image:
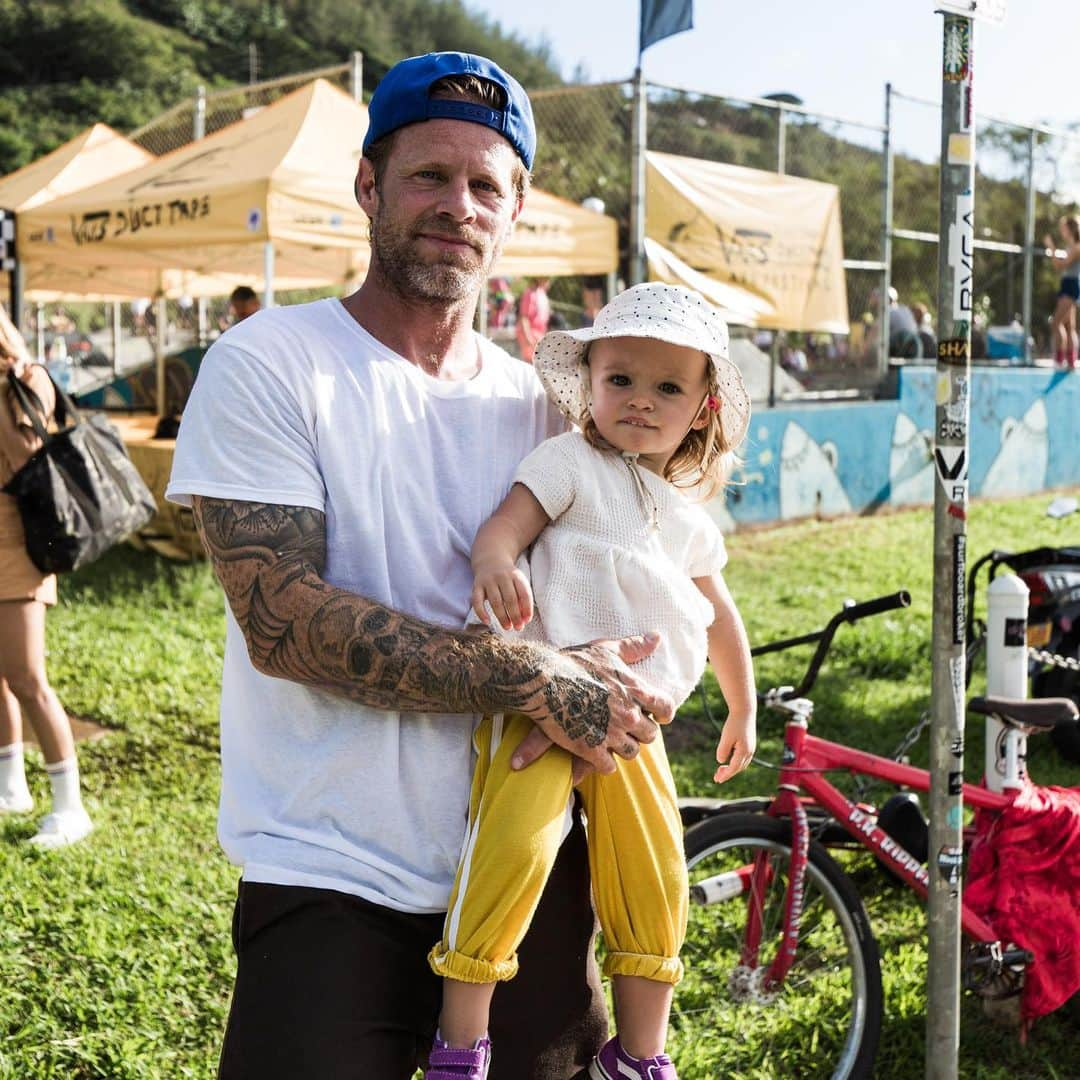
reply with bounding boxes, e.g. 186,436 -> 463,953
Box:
1028,645 -> 1080,672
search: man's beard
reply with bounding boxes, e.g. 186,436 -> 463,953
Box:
370,207 -> 505,303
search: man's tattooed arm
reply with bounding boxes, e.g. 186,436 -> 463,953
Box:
192,498 -> 670,768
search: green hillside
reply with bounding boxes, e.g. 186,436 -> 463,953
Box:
0,0 -> 562,176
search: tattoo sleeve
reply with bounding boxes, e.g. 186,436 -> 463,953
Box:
191,497 -> 610,737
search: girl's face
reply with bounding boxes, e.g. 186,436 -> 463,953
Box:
587,336 -> 711,475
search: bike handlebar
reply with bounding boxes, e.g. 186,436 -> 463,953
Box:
752,590 -> 911,701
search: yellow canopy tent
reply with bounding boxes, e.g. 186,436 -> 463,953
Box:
0,122 -> 151,211
0,123 -> 242,301
646,150 -> 849,333
20,78 -> 618,298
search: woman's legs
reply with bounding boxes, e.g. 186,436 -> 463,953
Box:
0,677 -> 21,746
1065,299 -> 1079,365
0,677 -> 33,812
0,600 -> 73,764
0,600 -> 90,845
1051,296 -> 1072,362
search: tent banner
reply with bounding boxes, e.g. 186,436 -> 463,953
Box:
646,151 -> 849,333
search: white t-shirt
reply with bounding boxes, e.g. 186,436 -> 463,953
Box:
514,433 -> 727,709
166,298 -> 564,913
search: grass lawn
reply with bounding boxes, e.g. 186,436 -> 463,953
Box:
1,490 -> 1077,1078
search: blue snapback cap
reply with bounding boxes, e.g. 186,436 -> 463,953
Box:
363,52 -> 536,170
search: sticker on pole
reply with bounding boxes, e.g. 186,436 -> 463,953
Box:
936,1 -> 1006,24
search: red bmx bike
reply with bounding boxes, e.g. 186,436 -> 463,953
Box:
681,593 -> 1079,1079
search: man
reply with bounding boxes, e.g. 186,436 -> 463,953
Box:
227,285 -> 261,324
166,52 -> 671,1080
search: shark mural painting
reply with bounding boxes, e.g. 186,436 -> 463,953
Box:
889,413 -> 935,505
779,421 -> 852,519
979,399 -> 1049,497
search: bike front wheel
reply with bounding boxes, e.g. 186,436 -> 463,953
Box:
681,812 -> 883,1079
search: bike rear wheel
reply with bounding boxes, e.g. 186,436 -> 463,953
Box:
681,812 -> 883,1079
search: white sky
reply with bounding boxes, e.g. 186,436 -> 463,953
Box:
467,0 -> 1078,158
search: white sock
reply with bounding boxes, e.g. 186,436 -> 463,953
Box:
0,742 -> 30,797
45,756 -> 85,816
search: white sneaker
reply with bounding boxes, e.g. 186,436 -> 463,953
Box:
27,808 -> 93,849
0,788 -> 34,814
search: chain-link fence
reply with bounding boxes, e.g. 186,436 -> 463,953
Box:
890,87 -> 1080,361
128,61 -> 355,156
10,65 -> 1080,401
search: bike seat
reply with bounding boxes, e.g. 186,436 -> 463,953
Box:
968,696 -> 1079,731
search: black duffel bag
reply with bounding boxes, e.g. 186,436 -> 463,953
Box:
3,369 -> 157,573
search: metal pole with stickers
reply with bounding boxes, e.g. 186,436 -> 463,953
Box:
927,3 -> 1004,1077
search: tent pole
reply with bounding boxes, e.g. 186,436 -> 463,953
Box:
155,292 -> 167,417
350,52 -> 364,103
263,243 -> 275,308
629,67 -> 647,286
476,280 -> 488,337
35,302 -> 45,363
111,301 -> 121,377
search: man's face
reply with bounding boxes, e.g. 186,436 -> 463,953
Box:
357,119 -> 524,303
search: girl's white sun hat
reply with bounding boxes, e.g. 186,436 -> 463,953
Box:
532,282 -> 751,449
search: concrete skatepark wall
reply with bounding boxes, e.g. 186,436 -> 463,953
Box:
708,366 -> 1078,530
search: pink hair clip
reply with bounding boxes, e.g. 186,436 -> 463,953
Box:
705,394 -> 720,412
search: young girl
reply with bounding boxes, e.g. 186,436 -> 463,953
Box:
1044,215 -> 1080,368
426,283 -> 757,1080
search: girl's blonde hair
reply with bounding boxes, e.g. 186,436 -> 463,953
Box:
578,347 -> 740,501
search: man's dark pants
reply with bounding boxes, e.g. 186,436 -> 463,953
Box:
217,806 -> 608,1079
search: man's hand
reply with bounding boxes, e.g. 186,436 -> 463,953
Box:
512,632 -> 673,776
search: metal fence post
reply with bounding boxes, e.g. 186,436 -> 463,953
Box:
111,301 -> 121,377
927,13 -> 976,1080
1022,127 -> 1036,362
777,105 -> 787,175
629,67 -> 647,286
880,82 -> 894,380
350,51 -> 364,103
194,84 -> 208,351
194,85 -> 206,141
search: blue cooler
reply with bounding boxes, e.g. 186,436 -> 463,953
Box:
986,324 -> 1025,361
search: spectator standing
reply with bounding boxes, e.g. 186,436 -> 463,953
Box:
227,285 -> 261,325
911,302 -> 938,360
167,52 -> 669,1079
0,305 -> 93,848
515,277 -> 551,362
1044,216 -> 1080,367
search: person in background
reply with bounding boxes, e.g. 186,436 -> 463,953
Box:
1044,215 -> 1080,367
911,302 -> 937,361
167,51 -> 668,1080
488,277 -> 514,328
514,277 -> 550,362
227,285 -> 261,325
865,286 -> 920,361
0,304 -> 93,848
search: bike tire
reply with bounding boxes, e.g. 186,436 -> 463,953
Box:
681,812 -> 883,1080
1035,661 -> 1080,764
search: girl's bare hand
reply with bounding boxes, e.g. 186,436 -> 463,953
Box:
713,712 -> 757,784
471,564 -> 534,631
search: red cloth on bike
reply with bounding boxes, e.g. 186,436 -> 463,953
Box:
966,782 -> 1080,1026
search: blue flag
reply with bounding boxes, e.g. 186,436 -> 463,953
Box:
639,0 -> 693,56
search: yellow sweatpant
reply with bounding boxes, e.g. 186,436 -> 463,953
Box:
428,713 -> 688,987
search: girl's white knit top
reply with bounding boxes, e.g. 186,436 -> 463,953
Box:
512,431 -> 727,709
